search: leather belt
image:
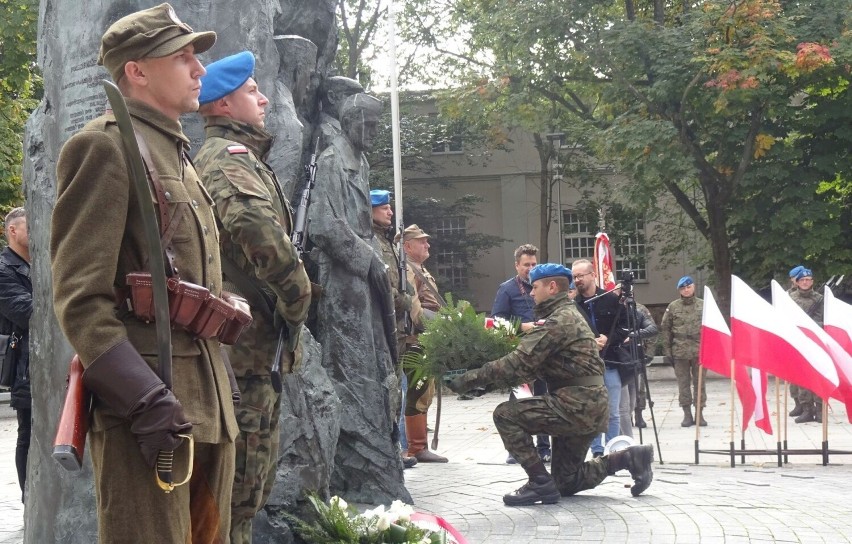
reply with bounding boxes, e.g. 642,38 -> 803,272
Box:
548,375 -> 604,391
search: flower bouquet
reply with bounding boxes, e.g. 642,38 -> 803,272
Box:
286,493 -> 467,544
402,294 -> 519,383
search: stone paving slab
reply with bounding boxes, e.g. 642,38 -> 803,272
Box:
2,371 -> 852,542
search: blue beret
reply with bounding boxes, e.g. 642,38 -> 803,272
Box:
529,263 -> 574,286
795,268 -> 813,281
789,265 -> 805,278
370,189 -> 392,207
677,276 -> 694,289
199,51 -> 255,105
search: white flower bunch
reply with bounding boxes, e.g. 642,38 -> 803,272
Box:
492,316 -> 516,334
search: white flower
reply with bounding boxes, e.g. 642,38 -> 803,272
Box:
360,504 -> 385,520
375,512 -> 392,531
329,496 -> 348,511
388,499 -> 414,522
492,316 -> 516,333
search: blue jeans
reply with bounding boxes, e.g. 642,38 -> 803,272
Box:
591,367 -> 621,454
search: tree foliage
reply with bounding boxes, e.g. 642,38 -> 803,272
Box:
401,0 -> 852,309
0,0 -> 40,213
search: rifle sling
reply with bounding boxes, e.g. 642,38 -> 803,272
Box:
409,262 -> 447,308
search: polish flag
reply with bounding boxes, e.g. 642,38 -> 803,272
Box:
750,367 -> 773,434
699,286 -> 757,431
730,276 -> 838,400
772,281 -> 852,422
593,232 -> 616,290
824,287 -> 852,356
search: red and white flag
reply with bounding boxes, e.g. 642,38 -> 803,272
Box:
750,367 -> 773,434
824,287 -> 852,356
730,275 -> 838,400
593,232 -> 616,290
772,281 -> 852,422
699,286 -> 759,431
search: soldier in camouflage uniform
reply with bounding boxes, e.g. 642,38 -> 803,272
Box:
371,189 -> 419,468
789,268 -> 825,423
786,265 -> 805,416
194,51 -> 311,544
661,276 -> 706,427
448,264 -> 654,506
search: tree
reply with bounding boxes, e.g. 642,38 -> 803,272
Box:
401,0 -> 852,310
0,0 -> 40,214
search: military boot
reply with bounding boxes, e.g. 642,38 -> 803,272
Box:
697,407 -> 708,427
405,414 -> 448,462
681,406 -> 695,427
794,403 -> 816,423
634,409 -> 647,429
503,461 -> 560,506
788,399 -> 803,417
606,445 -> 655,496
814,403 -> 823,423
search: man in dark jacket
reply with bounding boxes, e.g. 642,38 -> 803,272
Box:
448,264 -> 653,506
0,207 -> 33,502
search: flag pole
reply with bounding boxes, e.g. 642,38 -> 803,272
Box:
776,377 -> 782,467
782,381 -> 789,464
695,364 -> 704,464
729,358 -> 736,467
388,1 -> 404,229
822,400 -> 828,466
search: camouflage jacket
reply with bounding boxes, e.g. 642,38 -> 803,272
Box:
660,295 -> 703,359
194,116 -> 311,353
457,292 -> 607,423
790,287 -> 824,326
373,224 -> 421,338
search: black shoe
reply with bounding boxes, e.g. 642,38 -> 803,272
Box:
402,456 -> 418,469
502,478 -> 560,506
539,449 -> 552,463
795,407 -> 816,423
506,453 -> 518,464
789,403 -> 803,417
626,445 -> 655,496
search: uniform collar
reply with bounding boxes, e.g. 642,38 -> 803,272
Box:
534,291 -> 569,318
126,98 -> 190,144
202,116 -> 273,157
680,295 -> 696,305
372,223 -> 391,238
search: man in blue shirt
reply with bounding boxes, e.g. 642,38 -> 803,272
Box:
491,244 -> 551,463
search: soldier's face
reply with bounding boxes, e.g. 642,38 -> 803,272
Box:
531,279 -> 556,304
372,204 -> 393,228
224,78 -> 268,128
405,238 -> 430,264
678,283 -> 696,297
133,45 -> 206,120
795,277 -> 814,291
515,254 -> 537,282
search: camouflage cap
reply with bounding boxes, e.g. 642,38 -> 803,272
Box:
99,3 -> 216,82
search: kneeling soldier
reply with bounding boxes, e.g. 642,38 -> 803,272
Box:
448,264 -> 654,506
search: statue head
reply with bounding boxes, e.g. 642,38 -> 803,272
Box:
320,76 -> 364,119
339,93 -> 382,153
273,35 -> 318,114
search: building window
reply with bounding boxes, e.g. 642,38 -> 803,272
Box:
562,210 -> 595,263
430,115 -> 464,154
433,217 -> 468,289
615,219 -> 647,280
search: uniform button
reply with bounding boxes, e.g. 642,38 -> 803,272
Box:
192,199 -> 199,208
208,254 -> 214,263
209,283 -> 214,291
203,226 -> 209,235
164,191 -> 172,201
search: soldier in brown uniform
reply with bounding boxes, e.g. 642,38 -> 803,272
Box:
371,190 -> 419,469
401,224 -> 449,463
194,51 -> 312,543
51,4 -> 237,542
448,264 -> 654,506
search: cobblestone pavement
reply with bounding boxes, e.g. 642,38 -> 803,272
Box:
3,366 -> 852,543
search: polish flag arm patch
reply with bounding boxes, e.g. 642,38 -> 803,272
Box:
227,145 -> 249,154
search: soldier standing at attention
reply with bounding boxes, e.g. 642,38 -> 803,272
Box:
661,276 -> 706,427
402,224 -> 449,463
370,190 -> 419,469
788,268 -> 824,423
194,51 -> 312,543
448,264 -> 653,506
51,4 -> 237,542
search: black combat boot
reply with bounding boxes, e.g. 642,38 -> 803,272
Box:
681,406 -> 695,427
634,409 -> 647,429
814,403 -> 823,423
606,445 -> 655,496
503,461 -> 560,506
697,407 -> 708,427
794,403 -> 816,423
788,399 -> 803,417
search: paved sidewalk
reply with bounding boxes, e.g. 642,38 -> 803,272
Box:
3,369 -> 852,542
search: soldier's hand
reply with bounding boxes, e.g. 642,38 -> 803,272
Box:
131,391 -> 193,467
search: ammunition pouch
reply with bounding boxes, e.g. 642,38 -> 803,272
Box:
125,272 -> 252,345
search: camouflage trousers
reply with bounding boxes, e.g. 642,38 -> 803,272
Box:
674,358 -> 706,408
230,374 -> 282,544
492,396 -> 613,497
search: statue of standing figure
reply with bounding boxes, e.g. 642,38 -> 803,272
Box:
308,93 -> 410,504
